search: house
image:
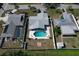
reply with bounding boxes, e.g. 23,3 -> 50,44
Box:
54,12 -> 79,37
2,3 -> 15,10
29,12 -> 49,30
0,14 -> 25,41
28,12 -> 50,39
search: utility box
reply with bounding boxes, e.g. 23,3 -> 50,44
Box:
57,42 -> 64,49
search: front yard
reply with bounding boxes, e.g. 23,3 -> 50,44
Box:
67,9 -> 79,17
15,9 -> 37,16
47,9 -> 62,19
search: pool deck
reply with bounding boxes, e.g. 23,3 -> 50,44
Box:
29,27 -> 50,39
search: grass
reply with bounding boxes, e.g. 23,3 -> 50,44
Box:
0,20 -> 5,34
47,9 -> 62,19
2,39 -> 22,48
26,38 -> 54,50
67,9 -> 79,17
1,49 -> 79,56
63,32 -> 79,49
15,9 -> 37,16
54,26 -> 61,37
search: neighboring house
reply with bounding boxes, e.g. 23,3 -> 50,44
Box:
54,12 -> 79,37
2,3 -> 15,10
0,14 -> 25,40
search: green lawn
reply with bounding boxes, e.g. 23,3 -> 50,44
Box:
47,9 -> 62,19
15,9 -> 37,16
0,20 -> 4,34
1,49 -> 79,56
67,9 -> 79,17
63,32 -> 79,49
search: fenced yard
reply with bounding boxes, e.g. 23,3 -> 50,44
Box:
63,32 -> 79,49
26,27 -> 54,50
2,39 -> 23,49
26,39 -> 54,50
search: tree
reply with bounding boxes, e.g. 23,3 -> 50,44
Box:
68,5 -> 73,11
54,26 -> 61,37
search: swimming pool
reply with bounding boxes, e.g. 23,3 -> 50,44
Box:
34,31 -> 46,37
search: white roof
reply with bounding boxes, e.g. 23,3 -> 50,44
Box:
29,12 -> 49,29
57,42 -> 64,49
61,26 -> 75,35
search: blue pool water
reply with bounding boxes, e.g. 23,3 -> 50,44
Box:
34,31 -> 46,37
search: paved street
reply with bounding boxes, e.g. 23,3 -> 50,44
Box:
58,4 -> 79,9
31,4 -> 47,12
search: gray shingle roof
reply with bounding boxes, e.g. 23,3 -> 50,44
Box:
6,14 -> 24,26
1,14 -> 24,37
29,13 -> 49,29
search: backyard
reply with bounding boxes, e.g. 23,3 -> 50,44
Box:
63,32 -> 79,49
0,20 -> 4,34
47,9 -> 62,19
2,39 -> 22,49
